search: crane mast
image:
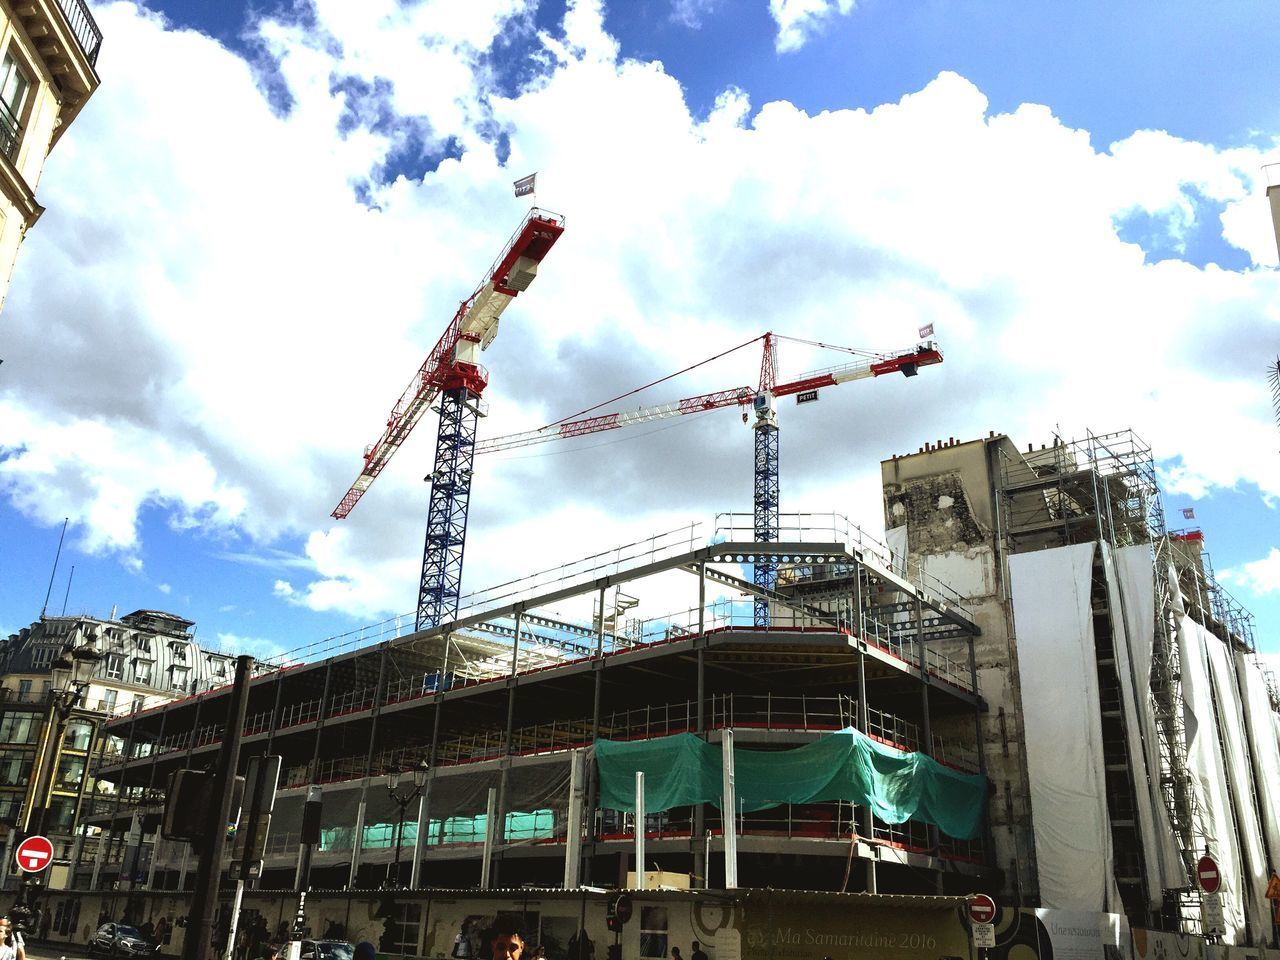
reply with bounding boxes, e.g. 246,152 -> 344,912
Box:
332,208 -> 565,631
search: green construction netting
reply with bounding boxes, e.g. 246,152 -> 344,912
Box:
595,728 -> 988,840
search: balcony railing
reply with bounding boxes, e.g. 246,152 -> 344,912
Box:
55,0 -> 103,67
0,101 -> 18,164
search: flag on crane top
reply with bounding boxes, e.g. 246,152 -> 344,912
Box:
1182,507 -> 1196,520
514,173 -> 536,197
918,323 -> 934,338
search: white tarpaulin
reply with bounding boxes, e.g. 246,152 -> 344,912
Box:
1205,637 -> 1272,938
885,525 -> 908,577
1010,542 -> 1121,913
1116,545 -> 1182,890
1179,616 -> 1246,941
1104,544 -> 1184,902
1236,652 -> 1280,874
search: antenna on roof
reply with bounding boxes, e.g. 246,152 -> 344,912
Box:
60,566 -> 75,617
1269,357 -> 1279,446
40,518 -> 69,619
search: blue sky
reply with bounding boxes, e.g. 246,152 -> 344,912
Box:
0,0 -> 1278,661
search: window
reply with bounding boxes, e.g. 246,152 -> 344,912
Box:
209,657 -> 227,678
54,755 -> 85,790
0,53 -> 29,162
30,646 -> 56,667
0,756 -> 32,786
133,660 -> 153,685
104,654 -> 125,680
101,689 -> 117,713
65,720 -> 93,751
0,714 -> 40,743
170,666 -> 190,691
639,907 -> 668,960
135,636 -> 151,655
40,680 -> 51,697
170,643 -> 188,665
17,680 -> 31,699
132,695 -> 145,714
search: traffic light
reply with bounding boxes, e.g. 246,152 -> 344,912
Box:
161,769 -> 245,842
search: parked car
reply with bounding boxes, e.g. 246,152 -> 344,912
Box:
299,941 -> 354,960
88,924 -> 157,956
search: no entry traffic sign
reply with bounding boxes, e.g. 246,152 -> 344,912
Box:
967,894 -> 997,925
1197,855 -> 1221,894
15,835 -> 53,873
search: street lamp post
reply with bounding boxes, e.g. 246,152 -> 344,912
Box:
11,640 -> 101,928
385,760 -> 428,889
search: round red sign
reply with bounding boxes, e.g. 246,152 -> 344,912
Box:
1197,855 -> 1221,894
15,835 -> 53,873
967,894 -> 997,924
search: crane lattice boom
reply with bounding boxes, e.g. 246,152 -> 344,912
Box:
475,341 -> 942,455
333,208 -> 565,519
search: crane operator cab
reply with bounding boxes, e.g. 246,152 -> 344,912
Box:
752,392 -> 777,428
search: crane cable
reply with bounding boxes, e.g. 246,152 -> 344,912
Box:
544,333 -> 767,428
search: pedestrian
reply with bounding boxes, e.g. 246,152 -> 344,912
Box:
671,948 -> 682,960
155,917 -> 171,952
487,918 -> 525,960
0,917 -> 26,960
36,912 -> 50,944
355,943 -> 378,960
691,942 -> 707,960
140,919 -> 156,946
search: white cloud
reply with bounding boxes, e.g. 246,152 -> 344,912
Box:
2,0 -> 1278,643
157,583 -> 171,595
1222,549 -> 1280,597
215,631 -> 288,663
769,0 -> 856,52
671,0 -> 719,28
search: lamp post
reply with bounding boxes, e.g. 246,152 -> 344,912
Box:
385,760 -> 428,889
11,640 -> 101,928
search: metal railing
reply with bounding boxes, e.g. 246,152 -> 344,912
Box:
0,101 -> 19,163
54,0 -> 103,66
278,691 -> 981,790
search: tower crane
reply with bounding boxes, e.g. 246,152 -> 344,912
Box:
475,332 -> 942,626
332,208 -> 565,630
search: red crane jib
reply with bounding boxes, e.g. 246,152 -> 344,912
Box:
332,210 -> 565,519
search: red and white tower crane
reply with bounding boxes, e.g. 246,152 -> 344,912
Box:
332,208 -> 565,630
475,333 -> 942,625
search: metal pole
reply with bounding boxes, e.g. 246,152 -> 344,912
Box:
721,731 -> 738,889
563,750 -> 583,890
347,797 -> 367,889
182,655 -> 254,960
480,787 -> 497,890
634,772 -> 646,890
694,562 -> 707,888
221,881 -> 245,960
408,783 -> 430,890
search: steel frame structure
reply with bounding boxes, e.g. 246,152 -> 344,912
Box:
86,519 -> 988,896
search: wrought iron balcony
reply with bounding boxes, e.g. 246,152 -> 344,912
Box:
0,101 -> 19,165
55,0 -> 103,67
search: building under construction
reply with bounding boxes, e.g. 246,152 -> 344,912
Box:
67,426 -> 1280,959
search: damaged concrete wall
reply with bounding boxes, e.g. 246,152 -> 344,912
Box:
881,435 -> 1040,905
